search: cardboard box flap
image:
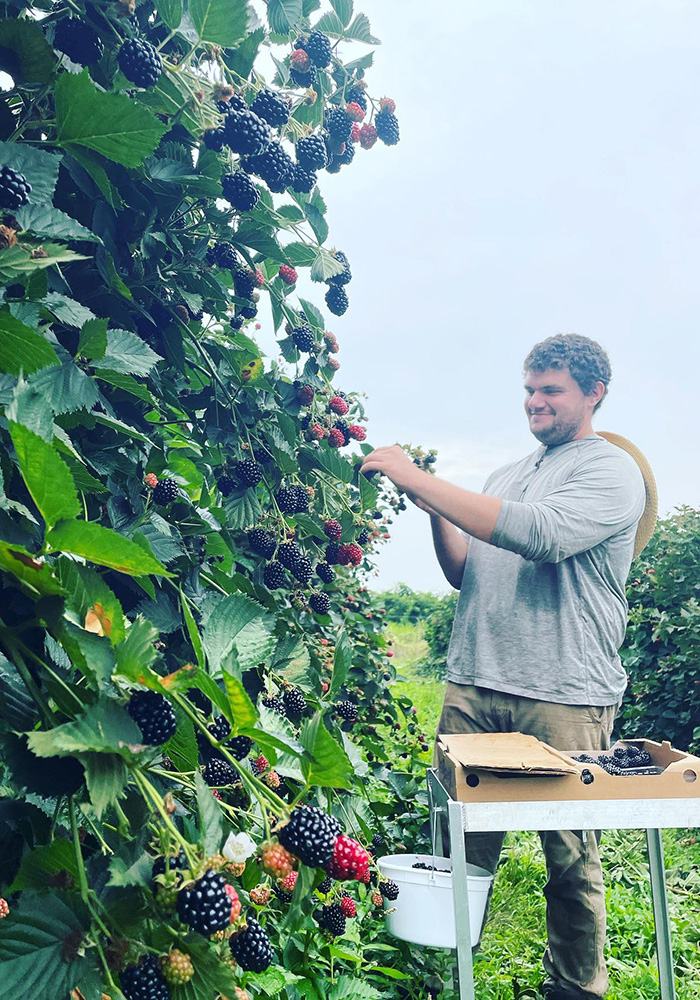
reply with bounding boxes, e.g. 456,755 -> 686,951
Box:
437,732 -> 579,775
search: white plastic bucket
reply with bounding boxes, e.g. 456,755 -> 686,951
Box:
377,853 -> 493,949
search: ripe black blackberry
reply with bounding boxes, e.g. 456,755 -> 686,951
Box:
53,17 -> 104,65
0,166 -> 31,210
217,474 -> 235,497
356,528 -> 370,546
236,459 -> 263,487
371,832 -> 385,853
118,38 -> 162,88
325,107 -> 353,143
333,142 -> 355,169
290,63 -> 316,88
346,85 -> 367,112
293,324 -> 315,353
221,171 -> 259,212
203,126 -> 226,152
120,955 -> 170,1000
278,805 -> 336,867
209,715 -> 231,741
152,478 -> 179,505
305,29 -> 332,68
276,485 -> 299,513
127,691 -> 177,745
251,88 -> 291,127
309,592 -> 331,615
292,555 -> 313,585
278,541 -> 302,571
204,757 -> 237,787
325,543 -> 340,565
283,687 -> 307,716
335,700 -> 358,724
152,849 -> 187,880
316,902 -> 346,937
290,163 -> 317,194
248,528 -> 276,558
379,879 -> 400,901
263,561 -> 286,589
581,769 -> 595,785
223,109 -> 270,155
186,687 -> 212,714
229,734 -> 253,759
242,141 -> 294,190
291,485 -> 310,512
230,314 -> 244,330
327,250 -> 352,286
296,134 -> 328,171
230,916 -> 274,972
376,109 -> 400,145
177,869 -> 231,936
316,562 -> 335,584
233,265 -> 256,299
325,284 -> 349,316
262,696 -> 287,716
316,875 -> 333,894
218,94 -> 247,114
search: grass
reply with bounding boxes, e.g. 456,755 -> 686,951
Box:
387,622 -> 700,1000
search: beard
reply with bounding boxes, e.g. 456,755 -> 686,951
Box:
529,410 -> 585,446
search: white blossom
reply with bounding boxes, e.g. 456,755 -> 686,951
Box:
223,831 -> 256,862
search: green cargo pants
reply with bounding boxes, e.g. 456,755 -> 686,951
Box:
436,682 -> 618,999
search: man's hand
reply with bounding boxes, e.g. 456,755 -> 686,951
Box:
360,445 -> 425,494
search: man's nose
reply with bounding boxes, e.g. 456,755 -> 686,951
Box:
529,392 -> 547,410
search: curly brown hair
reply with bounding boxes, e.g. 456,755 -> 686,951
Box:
523,333 -> 612,412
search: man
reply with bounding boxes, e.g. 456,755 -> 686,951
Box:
360,334 -> 646,1000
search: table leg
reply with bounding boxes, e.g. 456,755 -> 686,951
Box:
449,800 -> 475,1000
646,828 -> 676,1000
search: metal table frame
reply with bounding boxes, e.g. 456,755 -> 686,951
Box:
427,768 -> 700,1000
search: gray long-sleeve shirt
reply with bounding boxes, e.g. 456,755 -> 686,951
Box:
446,434 -> 646,707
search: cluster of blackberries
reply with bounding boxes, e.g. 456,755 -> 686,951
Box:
276,483 -> 311,514
325,250 -> 351,316
573,743 -> 655,775
412,862 -> 450,873
127,691 -> 177,745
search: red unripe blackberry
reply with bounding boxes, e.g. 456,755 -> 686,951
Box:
280,264 -> 298,286
145,472 -> 158,488
261,842 -> 296,878
323,330 -> 339,352
127,691 -> 177,745
376,109 -> 400,145
118,38 -> 162,88
316,562 -> 335,584
248,528 -> 276,558
296,134 -> 328,171
293,324 -> 315,353
177,870 -> 231,935
265,769 -> 281,789
263,561 -> 286,589
380,97 -> 397,114
338,542 -> 363,566
120,955 -> 170,1000
225,883 -> 242,921
250,883 -> 272,905
305,30 -> 332,68
379,878 -> 400,900
290,48 -> 310,71
254,754 -> 269,773
326,285 -> 349,317
346,102 -> 365,122
279,869 -> 298,897
278,806 -> 336,867
329,396 -> 349,416
340,894 -> 357,918
222,171 -> 260,211
316,902 -> 346,937
324,519 -> 342,540
386,650 -> 394,658
218,475 -> 235,497
328,428 -> 345,448
204,758 -> 237,787
308,423 -> 325,441
224,109 -> 270,155
230,916 -> 274,972
349,425 -> 367,442
309,592 -> 331,615
236,459 -> 263,487
296,383 -> 314,405
371,890 -> 383,907
251,88 -> 291,127
0,899 -> 9,919
283,687 -> 308,715
53,17 -> 104,65
328,357 -> 340,371
152,478 -> 179,505
359,124 -> 378,149
334,701 -> 358,725
350,123 -> 361,143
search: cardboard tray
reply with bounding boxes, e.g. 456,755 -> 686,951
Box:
436,733 -> 700,803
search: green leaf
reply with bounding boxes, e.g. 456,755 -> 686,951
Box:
330,977 -> 381,1000
27,699 -> 143,758
190,0 -> 250,45
329,0 -> 353,25
0,652 -> 37,729
6,374 -> 54,440
29,359 -> 100,415
234,223 -> 287,262
77,317 -> 108,360
0,19 -> 55,84
42,291 -> 96,328
329,630 -> 351,697
0,311 -> 60,376
304,197 -> 328,243
234,618 -> 276,672
55,70 -> 168,167
0,893 -> 100,1000
310,248 -> 345,282
96,327 -> 162,376
55,559 -> 126,644
9,840 -> 79,893
58,622 -> 116,691
82,753 -> 127,817
266,0 -> 303,34
108,850 -> 153,887
114,616 -> 159,684
222,669 -> 259,729
94,368 -> 155,404
304,446 -> 355,484
195,770 -> 223,855
181,588 -> 204,668
224,488 -> 263,530
203,593 -> 271,669
163,704 -> 198,771
15,203 -> 100,243
0,541 -> 65,599
313,11 -> 344,34
9,422 -> 80,529
283,242 -> 317,267
156,0 -> 183,29
47,520 -> 170,577
358,471 -> 379,512
344,12 -> 380,43
300,712 -> 354,788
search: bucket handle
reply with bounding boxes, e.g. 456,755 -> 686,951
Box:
427,776 -> 444,884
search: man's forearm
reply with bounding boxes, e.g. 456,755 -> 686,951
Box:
409,469 -> 502,543
430,514 -> 469,589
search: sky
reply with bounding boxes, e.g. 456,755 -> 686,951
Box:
271,0 -> 700,593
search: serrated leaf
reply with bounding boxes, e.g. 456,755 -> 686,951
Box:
156,0 -> 183,29
234,223 -> 287,262
0,310 -> 60,376
42,291 -> 96,328
181,589 -> 204,668
114,616 -> 159,684
190,0 -> 249,44
108,846 -> 154,887
304,198 -> 328,243
0,19 -> 55,84
222,669 -> 259,729
163,704 -> 198,771
344,12 -> 380,43
93,368 -> 154,404
27,699 -> 142,758
55,560 -> 125,644
300,712 -> 354,788
9,840 -> 78,893
0,652 -> 37,729
358,471 -> 379,512
329,0 -> 353,25
329,630 -> 351,697
313,10 -> 344,34
266,0 -> 303,33
6,374 -> 54,440
82,753 -> 127,817
9,422 -> 80,529
203,593 -> 270,670
283,242 -> 317,267
223,489 -> 263,530
30,359 -> 100,415
97,327 -> 162,376
77,317 -> 108,360
233,618 -> 276,672
0,541 -> 65,599
55,70 -> 168,167
47,520 -> 170,577
15,203 -> 100,243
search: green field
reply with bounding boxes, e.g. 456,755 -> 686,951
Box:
388,622 -> 700,1000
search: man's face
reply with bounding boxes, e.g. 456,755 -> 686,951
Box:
523,367 -> 594,446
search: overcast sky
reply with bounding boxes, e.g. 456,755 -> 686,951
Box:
274,0 -> 699,593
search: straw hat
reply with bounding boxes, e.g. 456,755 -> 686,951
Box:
596,431 -> 658,558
